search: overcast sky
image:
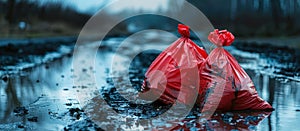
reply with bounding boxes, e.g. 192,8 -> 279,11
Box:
62,0 -> 170,14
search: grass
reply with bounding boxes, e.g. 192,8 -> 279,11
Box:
0,19 -> 81,39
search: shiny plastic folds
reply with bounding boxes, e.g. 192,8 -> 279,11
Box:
141,24 -> 208,105
200,29 -> 273,111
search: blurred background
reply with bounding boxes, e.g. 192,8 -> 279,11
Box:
0,0 -> 300,130
1,0 -> 300,38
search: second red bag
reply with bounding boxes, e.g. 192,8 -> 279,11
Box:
200,29 -> 273,111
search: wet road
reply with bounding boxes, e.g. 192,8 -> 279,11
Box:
0,36 -> 300,130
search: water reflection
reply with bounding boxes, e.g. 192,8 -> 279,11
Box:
0,56 -> 74,130
247,70 -> 300,131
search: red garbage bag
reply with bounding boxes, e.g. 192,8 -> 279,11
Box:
200,29 -> 273,111
141,24 -> 208,105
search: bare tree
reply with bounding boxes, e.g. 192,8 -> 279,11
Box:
270,0 -> 282,28
5,0 -> 15,25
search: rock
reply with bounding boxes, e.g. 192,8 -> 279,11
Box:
63,118 -> 104,131
65,103 -> 72,106
27,116 -> 38,122
13,107 -> 29,116
2,76 -> 8,82
17,125 -> 24,128
69,108 -> 84,120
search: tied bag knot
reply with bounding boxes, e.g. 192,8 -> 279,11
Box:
178,24 -> 190,38
208,29 -> 235,47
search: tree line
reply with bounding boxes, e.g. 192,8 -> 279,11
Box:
0,0 -> 90,27
188,0 -> 300,36
1,0 -> 299,37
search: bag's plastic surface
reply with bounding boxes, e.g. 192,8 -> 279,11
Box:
200,29 -> 273,111
141,24 -> 208,105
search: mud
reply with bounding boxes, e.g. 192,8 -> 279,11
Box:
0,37 -> 299,130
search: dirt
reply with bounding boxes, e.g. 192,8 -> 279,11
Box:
0,36 -> 76,72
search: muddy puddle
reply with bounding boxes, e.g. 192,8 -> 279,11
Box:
0,37 -> 300,130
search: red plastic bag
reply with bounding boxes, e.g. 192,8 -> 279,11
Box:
141,24 -> 208,105
200,29 -> 273,111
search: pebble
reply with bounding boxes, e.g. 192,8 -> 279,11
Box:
65,103 -> 72,106
27,116 -> 38,122
17,125 -> 24,128
13,107 -> 28,116
2,76 -> 8,82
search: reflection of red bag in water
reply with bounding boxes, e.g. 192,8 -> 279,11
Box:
141,24 -> 208,105
200,29 -> 273,111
